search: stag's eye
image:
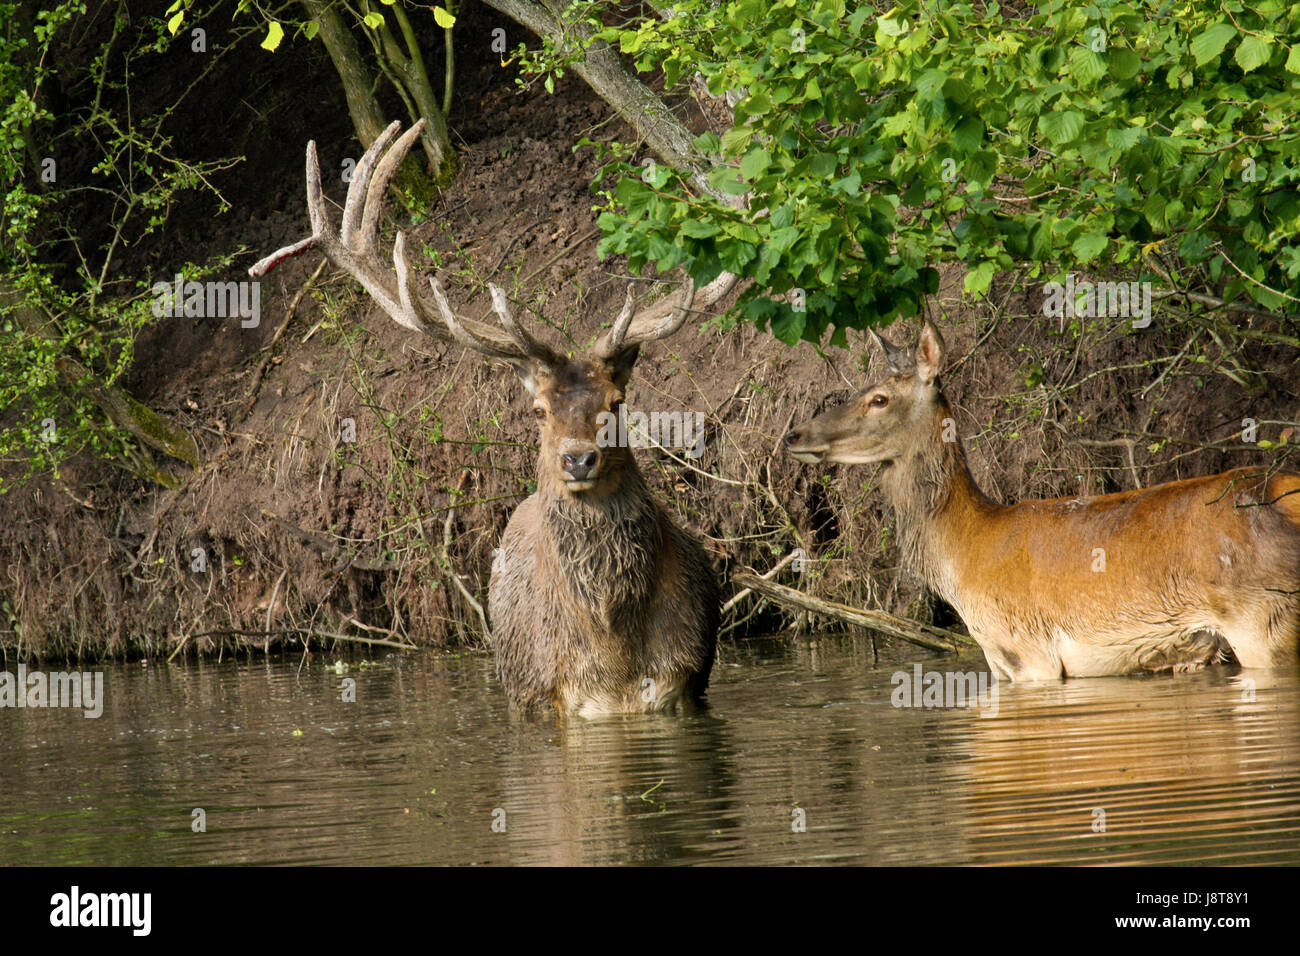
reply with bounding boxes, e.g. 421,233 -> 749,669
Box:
533,406 -> 547,420
869,394 -> 889,408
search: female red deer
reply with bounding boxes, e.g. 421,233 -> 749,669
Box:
252,122 -> 733,715
784,321 -> 1300,680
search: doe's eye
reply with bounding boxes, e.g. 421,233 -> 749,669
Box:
532,406 -> 546,420
869,394 -> 889,408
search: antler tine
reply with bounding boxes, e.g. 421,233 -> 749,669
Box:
390,231 -> 444,338
868,326 -> 912,374
359,120 -> 426,261
342,121 -> 402,248
654,278 -> 696,341
602,284 -> 640,355
304,140 -> 331,242
398,236 -> 543,358
692,270 -> 741,313
488,284 -> 558,363
595,270 -> 738,357
428,277 -> 532,360
248,139 -> 336,277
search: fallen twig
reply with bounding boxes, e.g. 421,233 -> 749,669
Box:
176,627 -> 417,652
729,572 -> 976,654
721,550 -> 799,614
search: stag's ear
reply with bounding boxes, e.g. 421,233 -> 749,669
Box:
606,344 -> 641,390
914,321 -> 944,387
508,358 -> 542,397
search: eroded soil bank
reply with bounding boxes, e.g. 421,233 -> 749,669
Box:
4,7 -> 1297,661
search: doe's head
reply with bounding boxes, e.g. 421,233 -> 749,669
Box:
784,320 -> 946,466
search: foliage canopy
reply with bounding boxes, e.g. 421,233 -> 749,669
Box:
548,0 -> 1300,344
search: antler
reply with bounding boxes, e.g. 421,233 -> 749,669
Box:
251,119 -> 742,367
593,270 -> 738,359
249,120 -> 556,365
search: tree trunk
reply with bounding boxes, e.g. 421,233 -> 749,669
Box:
367,0 -> 458,185
299,0 -> 443,196
300,0 -> 389,146
481,0 -> 737,205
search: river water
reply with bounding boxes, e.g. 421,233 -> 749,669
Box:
2,635 -> 1298,865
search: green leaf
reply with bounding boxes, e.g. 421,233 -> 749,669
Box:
1190,22 -> 1236,66
719,241 -> 756,273
261,21 -> 284,52
881,111 -> 913,137
1106,125 -> 1142,152
1071,232 -> 1108,262
770,308 -> 807,345
740,147 -> 770,180
740,90 -> 772,117
965,149 -> 997,185
719,126 -> 754,155
1234,35 -> 1270,73
810,153 -> 838,177
831,171 -> 861,196
951,116 -> 984,153
915,69 -> 947,101
1069,47 -> 1107,85
680,220 -> 721,239
1108,49 -> 1141,80
1039,110 -> 1084,145
1149,136 -> 1187,166
963,261 -> 995,297
363,11 -> 384,29
693,131 -> 722,154
768,226 -> 801,254
876,16 -> 908,38
1286,45 -> 1300,74
433,6 -> 456,29
849,59 -> 875,90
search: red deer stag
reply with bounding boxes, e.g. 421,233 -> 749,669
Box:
784,320 -> 1300,680
251,121 -> 735,715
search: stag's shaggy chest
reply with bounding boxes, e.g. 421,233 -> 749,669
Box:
488,490 -> 718,715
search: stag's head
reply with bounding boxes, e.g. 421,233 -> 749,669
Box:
510,350 -> 631,497
497,284 -> 697,500
784,321 -> 946,466
249,120 -> 737,503
422,237 -> 725,505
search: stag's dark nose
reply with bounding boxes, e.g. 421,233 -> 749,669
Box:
784,430 -> 802,447
562,450 -> 601,481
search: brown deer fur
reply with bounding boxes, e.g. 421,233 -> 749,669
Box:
251,122 -> 730,715
489,355 -> 719,716
785,321 -> 1300,680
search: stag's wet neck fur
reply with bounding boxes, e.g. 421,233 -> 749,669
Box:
540,456 -> 661,626
880,394 -> 989,595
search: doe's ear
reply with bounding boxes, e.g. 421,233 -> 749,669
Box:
606,343 -> 641,391
508,358 -> 541,397
914,321 -> 944,387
